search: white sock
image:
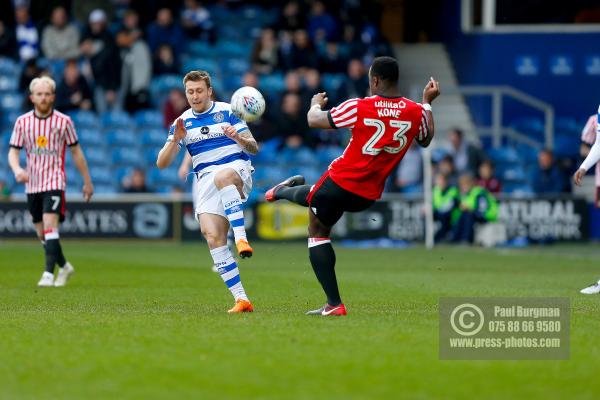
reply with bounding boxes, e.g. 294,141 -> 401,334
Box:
210,245 -> 248,301
219,185 -> 247,243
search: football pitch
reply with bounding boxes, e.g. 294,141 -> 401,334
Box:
1,240 -> 600,400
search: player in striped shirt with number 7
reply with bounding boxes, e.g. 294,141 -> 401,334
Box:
266,56 -> 440,316
7,76 -> 94,287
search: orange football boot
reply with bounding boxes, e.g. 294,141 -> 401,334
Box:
236,239 -> 253,258
228,299 -> 254,313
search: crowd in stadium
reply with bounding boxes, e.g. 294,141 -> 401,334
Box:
0,0 -> 585,203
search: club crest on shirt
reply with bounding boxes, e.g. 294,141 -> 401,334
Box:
213,112 -> 224,123
36,135 -> 48,148
200,126 -> 209,134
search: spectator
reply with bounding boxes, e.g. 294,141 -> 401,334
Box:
532,149 -> 568,194
19,58 -> 42,91
181,0 -> 215,43
56,59 -> 93,112
121,168 -> 151,193
0,20 -> 18,60
283,70 -> 302,96
437,154 -> 458,186
339,58 -> 369,99
153,44 -> 179,76
318,42 -> 347,74
116,9 -> 152,113
15,4 -> 39,61
274,92 -> 313,149
163,88 -> 188,128
288,29 -> 318,70
452,173 -> 498,244
301,69 -> 325,110
307,1 -> 339,43
41,6 -> 80,60
80,9 -> 122,113
393,141 -> 423,193
446,128 -> 485,174
276,1 -> 305,34
251,28 -> 279,75
340,24 -> 367,59
146,8 -> 186,58
433,173 -> 460,242
476,159 -> 501,194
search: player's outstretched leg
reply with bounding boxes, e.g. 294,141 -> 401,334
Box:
218,184 -> 253,258
265,175 -> 309,205
210,245 -> 253,313
580,279 -> 600,294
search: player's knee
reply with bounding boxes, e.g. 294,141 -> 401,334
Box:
201,227 -> 225,248
213,169 -> 240,189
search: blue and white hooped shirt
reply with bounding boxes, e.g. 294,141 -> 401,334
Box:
167,101 -> 251,174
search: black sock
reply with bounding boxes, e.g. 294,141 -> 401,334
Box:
276,185 -> 311,207
56,246 -> 66,268
45,239 -> 62,274
308,239 -> 342,306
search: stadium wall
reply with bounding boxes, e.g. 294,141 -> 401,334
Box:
0,195 -> 592,243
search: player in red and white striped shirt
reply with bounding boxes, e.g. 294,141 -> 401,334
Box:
266,56 -> 440,315
7,76 -> 94,287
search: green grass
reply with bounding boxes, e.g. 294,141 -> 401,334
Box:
1,240 -> 600,399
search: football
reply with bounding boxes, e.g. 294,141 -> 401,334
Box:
230,86 -> 266,122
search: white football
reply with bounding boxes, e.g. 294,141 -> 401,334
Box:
230,86 -> 266,122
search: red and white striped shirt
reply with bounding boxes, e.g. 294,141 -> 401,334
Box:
326,95 -> 430,200
9,110 -> 79,193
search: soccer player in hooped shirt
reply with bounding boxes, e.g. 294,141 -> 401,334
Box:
266,56 -> 440,316
156,70 -> 258,313
574,105 -> 600,294
7,76 -> 94,287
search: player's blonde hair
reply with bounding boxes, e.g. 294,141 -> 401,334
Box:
183,70 -> 212,88
29,76 -> 56,94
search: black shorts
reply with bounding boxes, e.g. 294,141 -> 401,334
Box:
27,190 -> 66,223
307,172 -> 374,227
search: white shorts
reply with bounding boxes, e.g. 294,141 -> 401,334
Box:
193,160 -> 253,218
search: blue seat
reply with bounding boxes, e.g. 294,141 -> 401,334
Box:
111,148 -> 143,166
501,165 -> 526,182
0,75 -> 18,92
78,128 -> 106,147
134,109 -> 163,128
220,58 -> 250,75
487,146 -> 520,163
94,183 -> 118,194
102,110 -> 134,129
0,57 -> 19,75
322,74 -> 345,93
315,146 -> 343,164
89,166 -> 114,185
223,75 -> 242,91
259,74 -> 285,93
150,74 -> 181,97
71,110 -> 101,129
553,133 -> 580,158
0,93 -> 22,111
84,147 -> 109,166
182,58 -> 219,75
2,110 -> 21,129
141,128 -> 167,147
503,183 -> 534,196
106,129 -> 138,147
147,167 -> 178,186
187,41 -> 216,57
215,41 -> 250,58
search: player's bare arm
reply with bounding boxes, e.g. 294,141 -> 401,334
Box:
223,124 -> 259,155
418,77 -> 441,147
157,118 -> 186,169
574,125 -> 600,186
307,92 -> 333,129
7,147 -> 29,183
70,144 -> 94,202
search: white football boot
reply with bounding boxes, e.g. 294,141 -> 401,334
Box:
580,280 -> 600,294
37,271 -> 54,287
54,262 -> 75,287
